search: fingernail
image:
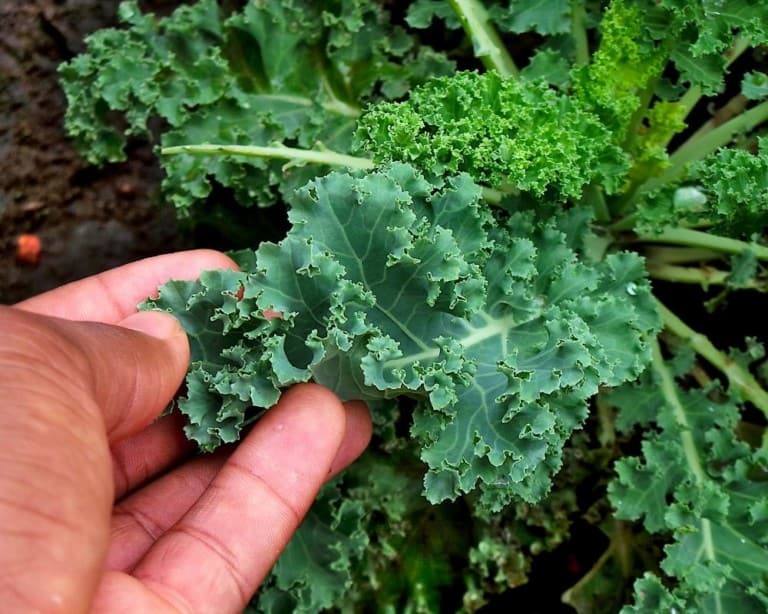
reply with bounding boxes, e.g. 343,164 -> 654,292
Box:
119,311 -> 184,340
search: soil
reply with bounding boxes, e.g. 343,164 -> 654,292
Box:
0,0 -> 187,304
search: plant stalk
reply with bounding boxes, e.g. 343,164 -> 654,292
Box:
163,142 -> 505,205
633,227 -> 768,260
571,2 -> 590,66
685,93 -> 748,145
162,143 -> 376,170
638,98 -> 768,196
676,37 -> 751,120
652,339 -> 705,482
657,299 -> 768,418
651,339 -> 717,563
448,0 -> 519,77
583,184 -> 611,222
643,246 -> 724,265
646,263 -> 731,287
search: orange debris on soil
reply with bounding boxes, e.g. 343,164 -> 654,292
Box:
16,234 -> 42,265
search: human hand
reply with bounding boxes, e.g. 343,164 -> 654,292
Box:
1,250 -> 372,613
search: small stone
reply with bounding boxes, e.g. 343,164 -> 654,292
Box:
20,200 -> 44,213
116,180 -> 135,197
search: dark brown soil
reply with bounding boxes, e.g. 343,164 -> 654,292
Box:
0,0 -> 188,304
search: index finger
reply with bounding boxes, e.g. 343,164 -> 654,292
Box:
114,385 -> 352,612
14,249 -> 238,323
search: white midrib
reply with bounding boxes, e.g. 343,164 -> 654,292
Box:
244,92 -> 360,118
652,343 -> 718,572
382,313 -> 517,370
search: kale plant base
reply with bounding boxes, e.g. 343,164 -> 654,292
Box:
61,0 -> 768,611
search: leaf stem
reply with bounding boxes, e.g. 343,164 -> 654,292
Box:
643,246 -> 723,265
162,143 -> 505,205
647,263 -> 728,286
656,299 -> 768,418
677,37 -> 751,119
646,262 -> 754,288
651,339 -> 708,482
161,143 -> 375,170
571,2 -> 590,66
582,183 -> 611,222
637,98 -> 768,196
596,393 -> 615,448
448,0 -> 519,77
685,93 -> 748,145
633,227 -> 768,261
317,65 -> 362,118
650,339 -> 717,564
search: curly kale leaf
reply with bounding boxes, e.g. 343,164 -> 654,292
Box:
407,1 -> 578,37
743,71 -> 768,100
253,480 -> 369,613
59,0 -> 452,214
488,0 -> 573,36
571,0 -> 667,139
638,137 -> 768,238
692,137 -> 768,236
355,71 -> 628,199
638,0 -> 768,95
146,164 -> 657,510
607,353 -> 768,613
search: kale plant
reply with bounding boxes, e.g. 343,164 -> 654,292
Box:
61,0 -> 768,611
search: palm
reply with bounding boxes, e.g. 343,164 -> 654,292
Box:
1,250 -> 370,612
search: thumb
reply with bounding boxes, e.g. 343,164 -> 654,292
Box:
19,308 -> 190,442
0,306 -> 189,612
66,310 -> 190,442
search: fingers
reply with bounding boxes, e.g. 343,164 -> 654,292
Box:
328,400 -> 373,475
15,249 -> 238,323
106,397 -> 372,573
48,310 -> 191,442
95,385 -> 372,613
107,454 -> 225,572
0,309 -> 115,612
111,412 -> 196,499
2,306 -> 190,443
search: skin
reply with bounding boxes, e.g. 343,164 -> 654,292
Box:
0,250 -> 372,613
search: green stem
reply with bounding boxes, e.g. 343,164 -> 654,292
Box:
571,2 -> 590,66
612,520 -> 633,577
312,48 -> 362,118
561,544 -> 615,608
657,299 -> 768,418
582,184 -> 611,222
646,263 -> 732,287
448,0 -> 519,77
162,143 -> 507,206
651,341 -> 706,482
643,246 -> 724,265
608,213 -> 637,232
677,84 -> 703,118
596,393 -> 615,448
677,37 -> 751,120
651,339 -> 718,565
685,93 -> 748,145
633,227 -> 768,261
161,143 -> 375,170
638,98 -> 768,195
